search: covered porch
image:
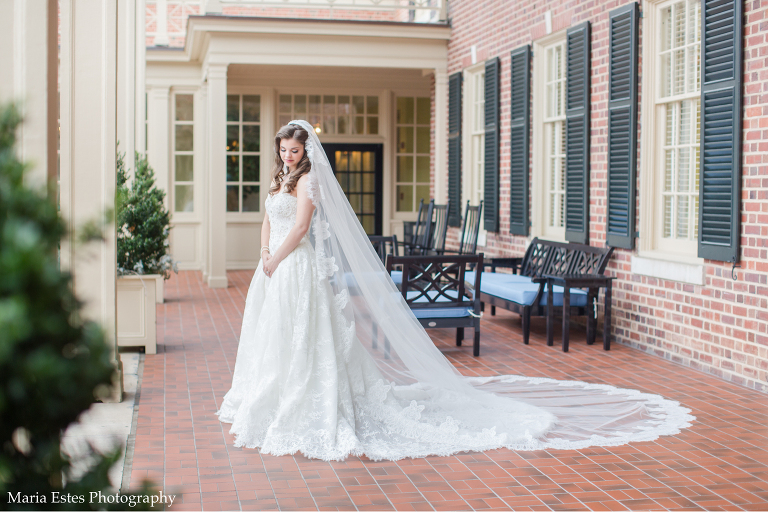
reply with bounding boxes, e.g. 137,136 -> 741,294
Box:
123,270 -> 768,510
145,16 -> 450,288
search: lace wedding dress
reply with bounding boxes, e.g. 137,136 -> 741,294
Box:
216,120 -> 694,462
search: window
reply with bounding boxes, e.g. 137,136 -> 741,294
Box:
278,94 -> 379,136
543,41 -> 567,240
226,94 -> 261,213
656,0 -> 701,255
395,97 -> 431,212
462,67 -> 485,208
173,93 -> 194,213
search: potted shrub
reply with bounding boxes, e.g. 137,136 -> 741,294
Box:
116,152 -> 177,354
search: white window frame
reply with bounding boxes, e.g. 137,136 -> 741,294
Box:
172,91 -> 195,214
638,0 -> 704,264
394,96 -> 432,213
532,30 -> 568,243
462,62 -> 486,246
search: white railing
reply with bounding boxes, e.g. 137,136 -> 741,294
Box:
147,0 -> 445,48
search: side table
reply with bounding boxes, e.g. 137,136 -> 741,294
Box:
543,274 -> 616,352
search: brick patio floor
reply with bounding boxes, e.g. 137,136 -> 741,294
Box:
126,270 -> 768,511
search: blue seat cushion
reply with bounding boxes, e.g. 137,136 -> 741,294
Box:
465,272 -> 588,307
390,270 -> 402,285
411,307 -> 472,319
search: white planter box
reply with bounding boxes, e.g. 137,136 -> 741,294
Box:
117,275 -> 158,355
151,274 -> 164,303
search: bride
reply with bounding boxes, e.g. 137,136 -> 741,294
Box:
216,120 -> 693,461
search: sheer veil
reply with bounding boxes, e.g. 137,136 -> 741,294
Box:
290,119 -> 693,455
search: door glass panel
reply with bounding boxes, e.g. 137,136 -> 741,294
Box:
330,148 -> 380,234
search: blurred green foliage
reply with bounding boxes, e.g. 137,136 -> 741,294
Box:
0,104 -> 158,510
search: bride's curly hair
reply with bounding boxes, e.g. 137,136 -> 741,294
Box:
270,124 -> 311,195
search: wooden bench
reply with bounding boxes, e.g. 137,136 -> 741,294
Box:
468,238 -> 614,350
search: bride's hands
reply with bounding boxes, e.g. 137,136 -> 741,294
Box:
263,252 -> 280,278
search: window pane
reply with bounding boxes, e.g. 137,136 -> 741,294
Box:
243,155 -> 259,182
348,173 -> 361,193
175,94 -> 193,121
175,125 -> 193,151
354,116 -> 364,134
352,96 -> 365,115
309,95 -> 321,113
397,126 -> 414,153
323,96 -> 336,114
175,184 -> 194,212
227,95 -> 239,122
226,185 -> 239,212
416,127 -> 430,154
175,155 -> 194,182
397,97 -> 414,124
416,156 -> 430,183
363,216 -> 375,234
367,117 -> 378,135
226,125 -> 239,152
242,185 -> 260,212
243,95 -> 260,122
294,95 -> 307,114
279,95 -> 292,113
349,194 -> 361,212
278,114 -> 292,127
397,156 -> 413,182
338,96 -> 350,114
397,184 -> 413,212
416,97 -> 431,125
363,194 -> 375,214
338,116 -> 348,134
362,152 -> 373,171
242,125 -> 260,152
350,152 -> 362,171
367,96 -> 379,115
323,116 -> 336,135
415,185 -> 430,207
363,172 -> 375,191
226,155 -> 239,182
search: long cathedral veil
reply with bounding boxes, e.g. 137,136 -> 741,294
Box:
291,119 -> 693,454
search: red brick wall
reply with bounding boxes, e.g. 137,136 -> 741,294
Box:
444,0 -> 768,392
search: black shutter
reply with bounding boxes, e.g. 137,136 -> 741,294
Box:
606,4 -> 639,249
447,72 -> 463,227
484,57 -> 500,232
565,22 -> 591,244
698,0 -> 743,262
509,45 -> 531,236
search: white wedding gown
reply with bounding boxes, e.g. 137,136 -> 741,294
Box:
216,189 -> 694,462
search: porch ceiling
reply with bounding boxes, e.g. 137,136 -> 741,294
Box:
146,16 -> 450,72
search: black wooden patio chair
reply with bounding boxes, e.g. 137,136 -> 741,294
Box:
429,201 -> 450,255
368,235 -> 399,264
401,198 -> 434,256
385,253 -> 484,356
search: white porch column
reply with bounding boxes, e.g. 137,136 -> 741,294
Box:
199,82 -> 210,281
154,0 -> 170,46
0,0 -> 58,188
117,0 -> 137,163
135,0 -> 147,155
147,86 -> 171,209
206,64 -> 229,288
433,69 -> 449,203
60,0 -> 122,399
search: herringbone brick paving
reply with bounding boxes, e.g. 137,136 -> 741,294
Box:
127,270 -> 768,511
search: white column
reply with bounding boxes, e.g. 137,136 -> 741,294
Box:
206,64 -> 228,288
147,86 -> 171,209
198,82 -> 210,281
135,0 -> 147,155
433,69 -> 449,203
0,0 -> 58,188
117,0 -> 137,164
154,0 -> 169,46
60,0 -> 122,400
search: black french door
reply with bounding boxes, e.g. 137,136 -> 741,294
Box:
323,143 -> 383,235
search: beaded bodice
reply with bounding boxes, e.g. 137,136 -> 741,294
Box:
265,191 -> 308,251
